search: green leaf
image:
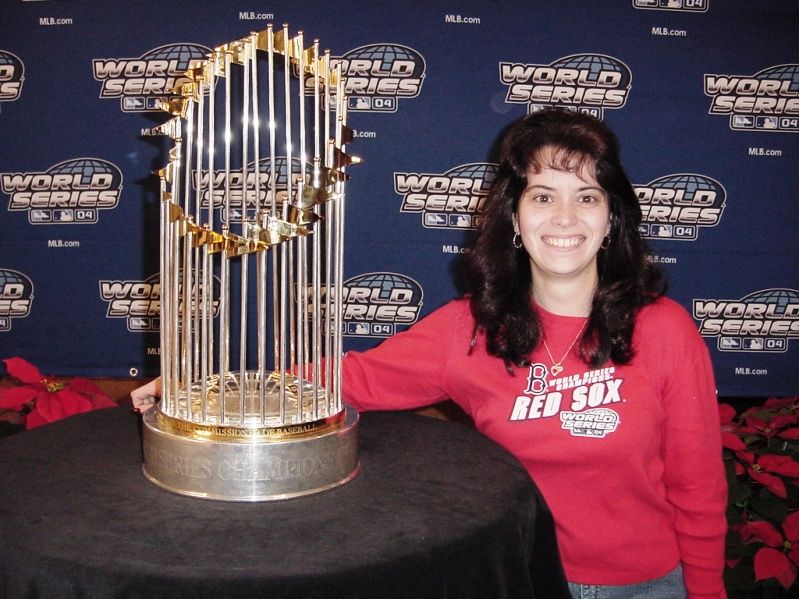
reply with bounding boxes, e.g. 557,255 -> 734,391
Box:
751,487 -> 789,522
726,528 -> 745,560
724,559 -> 756,594
728,476 -> 753,505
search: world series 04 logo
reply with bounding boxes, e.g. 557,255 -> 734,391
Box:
307,272 -> 424,337
99,273 -> 221,333
0,269 -> 33,332
2,158 -> 123,225
93,43 -> 211,112
0,50 -> 24,103
634,173 -> 726,241
333,43 -> 426,113
500,53 -> 632,119
340,272 -> 423,338
693,289 -> 799,353
192,156 -> 312,224
301,273 -> 424,339
395,163 -> 497,231
705,64 -> 799,133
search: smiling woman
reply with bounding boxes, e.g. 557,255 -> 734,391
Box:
338,108 -> 727,598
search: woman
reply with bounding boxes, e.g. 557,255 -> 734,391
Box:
134,108 -> 727,598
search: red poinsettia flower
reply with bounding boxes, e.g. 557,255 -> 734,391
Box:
743,410 -> 799,439
723,397 -> 799,595
763,397 -> 799,411
735,451 -> 799,499
758,400 -> 799,440
0,357 -> 116,430
719,403 -> 747,451
743,512 -> 799,589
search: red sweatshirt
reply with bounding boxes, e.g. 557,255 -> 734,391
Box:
342,297 -> 727,598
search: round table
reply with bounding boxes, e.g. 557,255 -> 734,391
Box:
0,406 -> 569,598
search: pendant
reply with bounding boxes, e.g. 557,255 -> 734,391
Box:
550,363 -> 563,376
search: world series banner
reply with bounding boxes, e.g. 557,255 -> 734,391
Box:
1,0 -> 797,398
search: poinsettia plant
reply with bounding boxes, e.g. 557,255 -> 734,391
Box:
0,357 -> 116,434
722,396 -> 799,598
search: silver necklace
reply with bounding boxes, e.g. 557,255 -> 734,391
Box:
543,320 -> 587,376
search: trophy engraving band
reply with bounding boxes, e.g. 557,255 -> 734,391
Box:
154,410 -> 343,443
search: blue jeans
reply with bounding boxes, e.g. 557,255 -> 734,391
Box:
568,565 -> 686,599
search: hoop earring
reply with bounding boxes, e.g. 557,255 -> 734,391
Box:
512,233 -> 523,249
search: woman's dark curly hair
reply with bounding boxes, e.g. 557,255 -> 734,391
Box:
466,108 -> 665,369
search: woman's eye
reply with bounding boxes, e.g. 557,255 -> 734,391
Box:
578,195 -> 598,204
534,194 -> 552,203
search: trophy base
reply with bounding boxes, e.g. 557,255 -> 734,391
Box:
141,406 -> 360,501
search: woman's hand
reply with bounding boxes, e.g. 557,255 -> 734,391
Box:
130,377 -> 161,413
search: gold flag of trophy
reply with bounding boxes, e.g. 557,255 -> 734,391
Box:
141,25 -> 361,501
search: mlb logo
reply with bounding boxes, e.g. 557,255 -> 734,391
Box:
124,97 -> 146,111
719,337 -> 741,350
222,209 -> 243,224
130,318 -> 150,331
757,116 -> 779,130
742,338 -> 763,350
349,322 -> 370,335
349,97 -> 370,110
424,213 -> 447,227
651,224 -> 673,238
449,214 -> 472,228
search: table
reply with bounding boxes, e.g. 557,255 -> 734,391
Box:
0,406 -> 569,598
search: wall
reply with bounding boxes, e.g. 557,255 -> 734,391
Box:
1,0 -> 797,397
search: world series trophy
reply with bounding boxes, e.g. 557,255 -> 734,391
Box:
141,25 -> 361,500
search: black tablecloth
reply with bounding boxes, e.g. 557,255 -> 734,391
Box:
0,407 -> 569,598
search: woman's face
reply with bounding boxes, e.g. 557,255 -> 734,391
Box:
514,151 -> 611,288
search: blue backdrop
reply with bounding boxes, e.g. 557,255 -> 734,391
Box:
1,0 -> 797,398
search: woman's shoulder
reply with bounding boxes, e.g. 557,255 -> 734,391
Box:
410,296 -> 475,332
635,295 -> 706,350
638,295 -> 694,326
427,296 -> 475,328
423,296 -> 472,316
